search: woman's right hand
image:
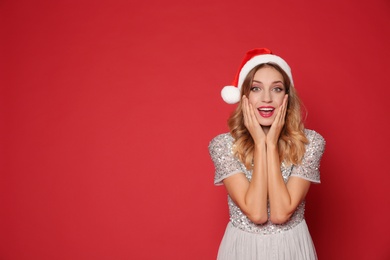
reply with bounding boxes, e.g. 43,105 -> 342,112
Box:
266,94 -> 288,147
242,96 -> 266,144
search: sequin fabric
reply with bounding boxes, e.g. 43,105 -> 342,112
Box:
208,129 -> 325,235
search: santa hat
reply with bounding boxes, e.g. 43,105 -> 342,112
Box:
221,48 -> 294,104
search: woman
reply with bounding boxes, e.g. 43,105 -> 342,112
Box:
209,48 -> 325,259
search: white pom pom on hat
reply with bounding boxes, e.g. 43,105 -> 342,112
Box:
221,48 -> 294,104
221,85 -> 241,104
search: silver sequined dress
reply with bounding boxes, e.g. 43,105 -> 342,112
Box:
208,129 -> 325,260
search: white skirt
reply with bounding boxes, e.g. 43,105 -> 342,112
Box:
217,220 -> 317,260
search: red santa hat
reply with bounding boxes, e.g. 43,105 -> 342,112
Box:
221,48 -> 294,104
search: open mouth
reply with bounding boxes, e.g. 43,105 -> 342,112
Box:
257,107 -> 275,118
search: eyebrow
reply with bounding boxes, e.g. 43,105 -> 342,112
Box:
252,80 -> 284,85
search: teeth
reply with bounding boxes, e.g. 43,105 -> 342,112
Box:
259,108 -> 274,111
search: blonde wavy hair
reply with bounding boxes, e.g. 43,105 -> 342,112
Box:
228,63 -> 308,169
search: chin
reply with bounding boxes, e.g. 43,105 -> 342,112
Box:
259,119 -> 274,126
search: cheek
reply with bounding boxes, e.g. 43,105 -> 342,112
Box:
247,93 -> 258,106
274,95 -> 285,107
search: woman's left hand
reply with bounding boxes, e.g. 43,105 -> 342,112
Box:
267,94 -> 288,146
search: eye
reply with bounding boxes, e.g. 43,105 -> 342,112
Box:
273,86 -> 285,92
250,86 -> 261,92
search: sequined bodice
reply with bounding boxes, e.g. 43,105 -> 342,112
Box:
209,129 -> 325,235
227,164 -> 305,234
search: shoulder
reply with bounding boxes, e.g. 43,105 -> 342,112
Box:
208,133 -> 234,151
302,129 -> 326,160
208,133 -> 243,185
291,129 -> 325,182
304,129 -> 326,148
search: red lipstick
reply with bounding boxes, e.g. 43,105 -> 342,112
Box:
257,106 -> 275,118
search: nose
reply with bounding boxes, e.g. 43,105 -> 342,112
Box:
262,90 -> 272,103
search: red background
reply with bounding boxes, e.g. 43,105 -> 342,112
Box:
1,0 -> 389,259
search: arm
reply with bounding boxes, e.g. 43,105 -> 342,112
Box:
267,132 -> 325,223
223,96 -> 268,224
267,144 -> 311,224
223,141 -> 268,224
265,94 -> 310,224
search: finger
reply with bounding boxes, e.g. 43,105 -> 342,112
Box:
278,95 -> 288,119
282,95 -> 288,111
247,104 -> 255,127
242,97 -> 250,125
244,99 -> 259,132
274,103 -> 283,124
272,99 -> 286,128
281,94 -> 288,122
244,98 -> 254,124
249,103 -> 258,125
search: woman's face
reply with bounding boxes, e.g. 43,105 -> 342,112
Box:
247,66 -> 286,128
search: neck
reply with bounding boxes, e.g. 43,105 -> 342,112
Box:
261,125 -> 270,135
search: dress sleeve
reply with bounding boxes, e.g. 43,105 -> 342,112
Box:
208,134 -> 244,186
290,130 -> 326,183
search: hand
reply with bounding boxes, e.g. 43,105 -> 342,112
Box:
242,95 -> 266,144
267,94 -> 288,146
